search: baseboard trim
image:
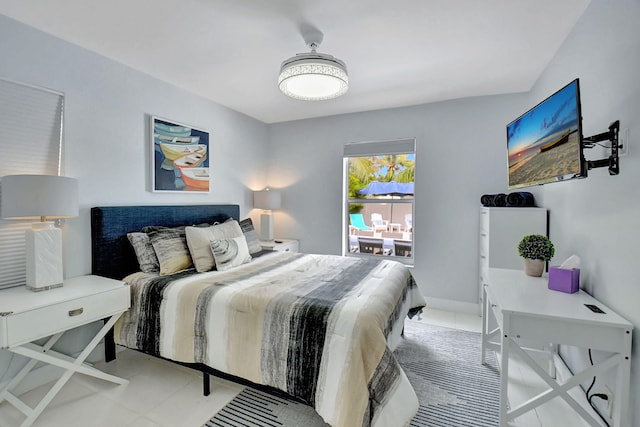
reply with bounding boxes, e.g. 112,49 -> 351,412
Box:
426,297 -> 479,314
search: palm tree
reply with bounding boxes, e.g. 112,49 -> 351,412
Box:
347,157 -> 374,213
372,154 -> 414,182
348,157 -> 375,182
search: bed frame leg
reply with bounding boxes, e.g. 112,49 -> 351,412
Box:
203,372 -> 211,396
104,319 -> 117,362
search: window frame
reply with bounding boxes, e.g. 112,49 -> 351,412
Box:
342,138 -> 416,265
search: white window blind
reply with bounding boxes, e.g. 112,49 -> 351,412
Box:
0,77 -> 64,289
343,138 -> 416,157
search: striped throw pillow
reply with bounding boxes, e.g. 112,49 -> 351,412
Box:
239,218 -> 262,254
127,232 -> 160,273
147,228 -> 192,275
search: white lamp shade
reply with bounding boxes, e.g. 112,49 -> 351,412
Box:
253,189 -> 282,211
1,175 -> 79,220
278,59 -> 348,101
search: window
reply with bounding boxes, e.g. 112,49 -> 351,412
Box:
0,78 -> 64,289
343,139 -> 415,263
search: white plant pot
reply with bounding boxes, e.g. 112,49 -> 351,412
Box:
524,258 -> 545,277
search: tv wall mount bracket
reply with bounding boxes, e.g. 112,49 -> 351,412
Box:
582,120 -> 621,175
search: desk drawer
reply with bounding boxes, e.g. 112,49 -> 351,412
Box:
5,287 -> 129,348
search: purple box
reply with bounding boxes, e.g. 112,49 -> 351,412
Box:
548,267 -> 580,293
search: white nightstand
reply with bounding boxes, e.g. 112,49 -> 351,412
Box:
0,275 -> 131,427
260,238 -> 299,253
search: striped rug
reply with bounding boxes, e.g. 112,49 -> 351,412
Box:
204,320 -> 500,427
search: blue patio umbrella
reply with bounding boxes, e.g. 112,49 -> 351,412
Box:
358,181 -> 414,196
358,181 -> 414,228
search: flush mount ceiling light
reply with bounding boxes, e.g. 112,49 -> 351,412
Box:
278,29 -> 348,101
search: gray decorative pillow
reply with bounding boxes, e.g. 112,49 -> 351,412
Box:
185,220 -> 244,272
239,218 -> 262,254
147,228 -> 192,275
127,232 -> 160,273
210,236 -> 251,271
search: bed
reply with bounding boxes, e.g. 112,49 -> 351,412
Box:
91,204 -> 426,427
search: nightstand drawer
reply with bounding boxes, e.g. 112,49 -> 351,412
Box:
4,286 -> 129,348
260,239 -> 299,253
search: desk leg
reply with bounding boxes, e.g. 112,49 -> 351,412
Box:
613,331 -> 632,427
481,285 -> 488,365
546,343 -> 557,379
499,314 -> 511,427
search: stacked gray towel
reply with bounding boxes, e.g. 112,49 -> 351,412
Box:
481,192 -> 534,207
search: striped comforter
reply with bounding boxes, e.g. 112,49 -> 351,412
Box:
115,251 -> 426,427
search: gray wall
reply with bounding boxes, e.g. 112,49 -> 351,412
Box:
268,94 -> 532,306
530,1 -> 640,424
0,14 -> 269,278
0,14 -> 268,380
1,0 -> 638,423
268,1 -> 640,424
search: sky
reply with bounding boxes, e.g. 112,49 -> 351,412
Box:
507,80 -> 579,155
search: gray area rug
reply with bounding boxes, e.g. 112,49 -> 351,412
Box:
204,320 -> 500,427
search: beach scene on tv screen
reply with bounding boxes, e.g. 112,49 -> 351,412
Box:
507,82 -> 581,188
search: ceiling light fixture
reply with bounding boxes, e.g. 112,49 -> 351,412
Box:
278,29 -> 348,101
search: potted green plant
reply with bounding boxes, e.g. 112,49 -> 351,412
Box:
517,234 -> 555,277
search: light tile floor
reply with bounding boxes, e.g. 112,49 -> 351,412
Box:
0,309 -> 590,427
415,309 -> 590,427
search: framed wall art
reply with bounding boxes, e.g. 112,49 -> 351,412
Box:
150,116 -> 210,192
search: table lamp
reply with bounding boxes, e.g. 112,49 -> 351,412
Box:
1,175 -> 79,291
253,188 -> 281,241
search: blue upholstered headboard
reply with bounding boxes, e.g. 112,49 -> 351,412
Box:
91,204 -> 240,280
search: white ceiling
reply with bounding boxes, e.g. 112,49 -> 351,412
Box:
0,0 -> 590,124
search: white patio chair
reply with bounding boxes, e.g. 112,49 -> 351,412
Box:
404,214 -> 412,232
371,213 -> 389,233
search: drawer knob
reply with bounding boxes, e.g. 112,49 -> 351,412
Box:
68,308 -> 84,317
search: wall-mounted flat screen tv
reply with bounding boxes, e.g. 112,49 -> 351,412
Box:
506,79 -> 585,189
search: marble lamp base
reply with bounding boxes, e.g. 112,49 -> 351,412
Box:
25,222 -> 63,291
259,211 -> 274,241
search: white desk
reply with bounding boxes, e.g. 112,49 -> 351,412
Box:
481,268 -> 632,427
0,275 -> 131,427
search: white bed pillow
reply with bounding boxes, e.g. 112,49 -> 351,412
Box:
185,220 -> 244,272
210,236 -> 251,271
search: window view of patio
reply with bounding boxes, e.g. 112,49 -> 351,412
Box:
346,152 -> 414,260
